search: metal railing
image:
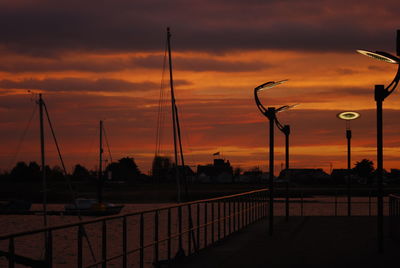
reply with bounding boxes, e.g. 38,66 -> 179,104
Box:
389,194 -> 400,241
279,190 -> 389,217
0,189 -> 269,268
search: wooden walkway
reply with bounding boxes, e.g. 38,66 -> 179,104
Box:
172,216 -> 400,268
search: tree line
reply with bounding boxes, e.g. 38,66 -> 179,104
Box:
0,157 -> 142,182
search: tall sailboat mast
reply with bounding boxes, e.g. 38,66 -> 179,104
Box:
167,27 -> 182,202
38,93 -> 47,226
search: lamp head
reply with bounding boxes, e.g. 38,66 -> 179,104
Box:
255,79 -> 288,92
276,103 -> 300,113
356,49 -> 399,64
337,111 -> 360,121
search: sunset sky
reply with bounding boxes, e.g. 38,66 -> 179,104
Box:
1,0 -> 400,174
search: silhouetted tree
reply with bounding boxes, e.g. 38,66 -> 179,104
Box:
118,157 -> 141,181
10,161 -> 42,181
353,159 -> 374,183
50,165 -> 65,181
72,164 -> 91,181
28,161 -> 41,181
105,157 -> 141,181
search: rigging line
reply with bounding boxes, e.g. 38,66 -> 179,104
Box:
43,101 -> 97,264
175,99 -> 197,166
43,102 -> 68,175
103,125 -> 112,163
8,102 -> 37,170
155,41 -> 169,156
159,40 -> 169,156
102,124 -> 113,163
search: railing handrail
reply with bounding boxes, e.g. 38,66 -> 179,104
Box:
389,194 -> 400,200
0,188 -> 268,240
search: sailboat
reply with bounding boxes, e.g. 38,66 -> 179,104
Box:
64,120 -> 124,216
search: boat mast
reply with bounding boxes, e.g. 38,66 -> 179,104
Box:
167,27 -> 182,202
39,94 -> 47,227
98,120 -> 103,204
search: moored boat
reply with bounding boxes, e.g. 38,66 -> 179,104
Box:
64,198 -> 123,216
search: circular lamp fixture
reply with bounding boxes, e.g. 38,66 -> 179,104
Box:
337,111 -> 360,121
356,50 -> 399,64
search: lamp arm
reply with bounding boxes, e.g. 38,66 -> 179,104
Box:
275,116 -> 285,131
385,64 -> 400,97
254,88 -> 269,117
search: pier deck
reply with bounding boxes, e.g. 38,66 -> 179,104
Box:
172,216 -> 400,268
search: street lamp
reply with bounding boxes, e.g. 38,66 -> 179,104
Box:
337,111 -> 360,217
275,106 -> 298,221
357,30 -> 400,253
254,79 -> 295,235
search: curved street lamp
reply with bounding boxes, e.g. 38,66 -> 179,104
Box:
337,111 -> 360,217
254,79 -> 296,234
357,29 -> 400,253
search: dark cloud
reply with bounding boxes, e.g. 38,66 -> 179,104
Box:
134,55 -> 269,72
0,54 -> 269,73
0,78 -> 190,92
0,0 -> 398,56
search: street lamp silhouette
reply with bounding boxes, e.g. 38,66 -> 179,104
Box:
357,29 -> 400,253
337,111 -> 360,217
254,79 -> 296,235
275,107 -> 298,221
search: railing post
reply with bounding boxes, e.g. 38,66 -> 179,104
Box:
369,190 -> 372,216
389,196 -> 393,238
300,192 -> 304,216
228,199 -> 232,234
45,230 -> 53,268
8,237 -> 15,268
77,225 -> 83,268
265,191 -> 269,218
197,204 -> 200,251
122,216 -> 127,268
140,213 -> 144,268
211,202 -> 215,243
204,202 -> 208,247
187,205 -> 191,255
248,197 -> 251,224
233,199 -> 236,231
102,220 -> 107,268
178,206 -> 183,252
253,194 -> 256,221
217,201 -> 221,241
167,209 -> 171,261
154,211 -> 159,264
334,191 -> 338,216
223,201 -> 227,237
242,197 -> 245,227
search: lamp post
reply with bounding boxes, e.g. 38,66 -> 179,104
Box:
337,111 -> 360,217
254,79 -> 296,235
275,117 -> 296,221
357,30 -> 400,253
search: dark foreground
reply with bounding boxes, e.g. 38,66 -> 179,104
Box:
172,216 -> 400,268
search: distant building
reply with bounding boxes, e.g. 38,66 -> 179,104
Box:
196,159 -> 233,183
279,168 -> 330,184
389,169 -> 400,183
237,171 -> 270,183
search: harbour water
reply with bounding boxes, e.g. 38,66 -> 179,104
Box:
0,196 -> 390,267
